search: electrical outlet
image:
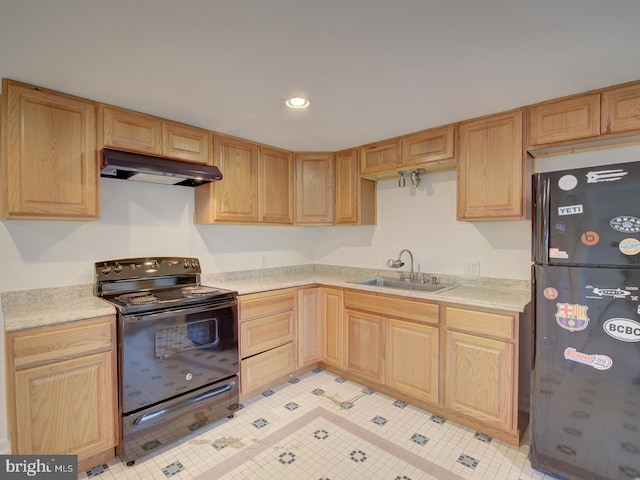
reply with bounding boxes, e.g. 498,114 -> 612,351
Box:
464,261 -> 480,276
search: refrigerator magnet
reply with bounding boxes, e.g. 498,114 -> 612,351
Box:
610,216 -> 640,233
603,318 -> 640,342
556,303 -> 589,332
558,174 -> 578,191
564,347 -> 613,370
619,238 -> 640,255
586,168 -> 628,183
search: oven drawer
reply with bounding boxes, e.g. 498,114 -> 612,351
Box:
239,289 -> 295,322
240,311 -> 295,358
240,343 -> 295,397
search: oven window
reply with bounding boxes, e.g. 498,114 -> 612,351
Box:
154,318 -> 219,358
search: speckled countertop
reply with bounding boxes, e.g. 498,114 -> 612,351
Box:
1,264 -> 531,332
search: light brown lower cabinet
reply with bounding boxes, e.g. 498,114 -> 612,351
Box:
344,309 -> 385,383
321,287 -> 344,368
297,287 -> 322,368
5,316 -> 118,471
385,318 -> 438,404
238,289 -> 297,399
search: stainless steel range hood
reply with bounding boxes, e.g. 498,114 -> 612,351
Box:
101,149 -> 223,187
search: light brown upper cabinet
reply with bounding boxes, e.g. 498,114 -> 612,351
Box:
1,80 -> 99,220
528,94 -> 600,146
457,110 -> 525,221
360,138 -> 401,177
258,146 -> 293,224
335,148 -> 376,225
295,153 -> 335,224
161,120 -> 210,164
99,105 -> 210,164
527,80 -> 640,154
601,82 -> 640,134
360,125 -> 456,179
194,134 -> 259,223
401,124 -> 456,170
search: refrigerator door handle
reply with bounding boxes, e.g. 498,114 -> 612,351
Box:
533,174 -> 550,264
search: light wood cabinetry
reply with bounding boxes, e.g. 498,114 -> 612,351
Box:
335,148 -> 376,225
457,110 -> 525,221
321,287 -> 344,368
344,309 -> 385,383
194,134 -> 259,223
294,153 -> 334,224
161,121 -> 210,164
386,318 -> 438,403
238,289 -> 297,398
601,82 -> 640,134
343,290 -> 440,393
5,316 -> 118,471
1,79 -> 99,220
528,94 -> 600,146
401,124 -> 456,170
444,305 -> 520,438
360,138 -> 401,176
99,105 -> 210,164
297,287 -> 322,367
259,146 -> 293,224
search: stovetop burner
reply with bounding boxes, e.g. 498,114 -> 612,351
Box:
94,257 -> 237,315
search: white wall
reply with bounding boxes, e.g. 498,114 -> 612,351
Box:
1,143 -> 640,450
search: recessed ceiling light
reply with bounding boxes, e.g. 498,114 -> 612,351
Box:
286,96 -> 310,109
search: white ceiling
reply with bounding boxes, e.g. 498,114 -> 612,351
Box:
2,0 -> 640,152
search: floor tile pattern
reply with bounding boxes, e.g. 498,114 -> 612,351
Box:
79,369 -> 557,480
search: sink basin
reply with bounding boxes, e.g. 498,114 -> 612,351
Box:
349,276 -> 459,293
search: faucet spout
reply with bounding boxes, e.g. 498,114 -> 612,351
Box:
389,249 -> 415,281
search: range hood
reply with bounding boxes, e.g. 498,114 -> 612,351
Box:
101,148 -> 223,187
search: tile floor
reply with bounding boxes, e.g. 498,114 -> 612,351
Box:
80,369 -> 556,480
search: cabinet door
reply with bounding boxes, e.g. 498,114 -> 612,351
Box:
344,310 -> 384,383
294,153 -> 334,224
360,138 -> 401,176
259,146 -> 293,224
195,135 -> 259,223
334,149 -> 376,225
528,94 -> 600,146
386,319 -> 438,403
161,121 -> 210,164
321,288 -> 344,368
445,330 -> 514,431
100,105 -> 162,154
2,80 -> 99,220
457,110 -> 524,221
601,83 -> 640,134
402,125 -> 455,168
297,288 -> 322,368
14,351 -> 117,459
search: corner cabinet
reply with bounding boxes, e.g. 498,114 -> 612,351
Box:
457,110 -> 526,221
5,316 -> 118,471
1,79 -> 99,220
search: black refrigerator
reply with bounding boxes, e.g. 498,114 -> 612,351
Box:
531,161 -> 640,480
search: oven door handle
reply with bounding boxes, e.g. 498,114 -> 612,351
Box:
125,299 -> 237,323
133,381 -> 237,426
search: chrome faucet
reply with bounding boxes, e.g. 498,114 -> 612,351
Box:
387,249 -> 416,281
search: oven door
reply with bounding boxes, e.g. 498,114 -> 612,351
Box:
120,299 -> 238,414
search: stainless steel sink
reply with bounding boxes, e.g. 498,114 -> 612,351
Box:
349,276 -> 459,293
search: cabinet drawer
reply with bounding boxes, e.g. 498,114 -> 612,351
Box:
344,291 -> 439,325
239,289 -> 295,322
10,316 -> 115,370
240,311 -> 295,358
240,343 -> 295,395
445,307 -> 515,340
